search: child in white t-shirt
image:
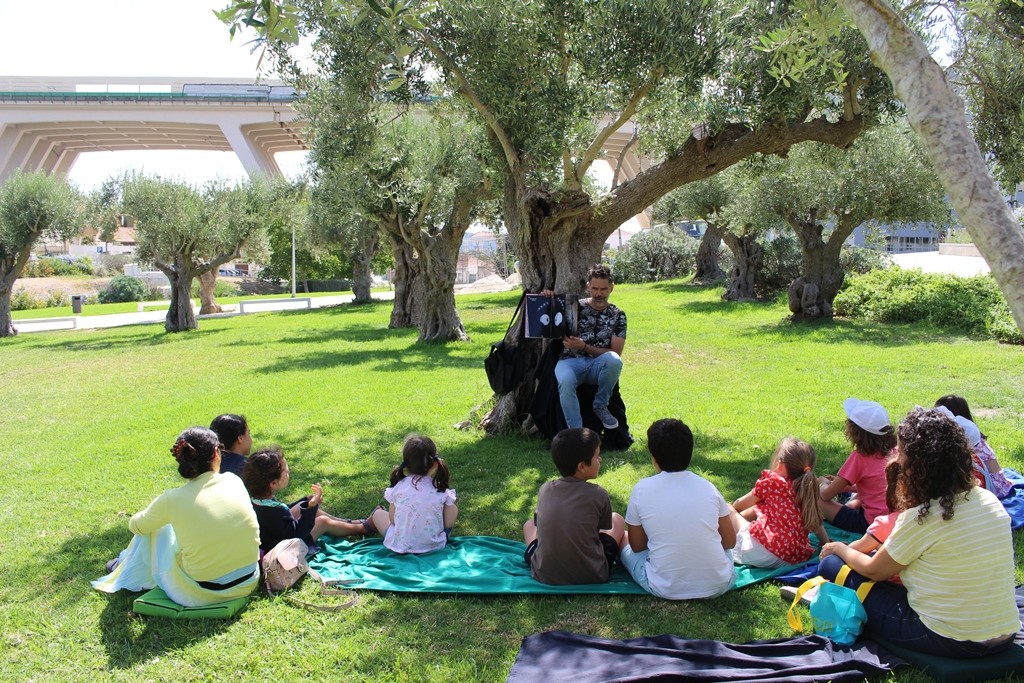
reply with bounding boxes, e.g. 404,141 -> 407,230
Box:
620,418 -> 737,599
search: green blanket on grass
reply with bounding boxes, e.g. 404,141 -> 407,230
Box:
308,535 -> 833,595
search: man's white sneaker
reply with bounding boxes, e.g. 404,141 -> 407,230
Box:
593,405 -> 619,430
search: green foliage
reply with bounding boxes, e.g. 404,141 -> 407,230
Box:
834,267 -> 1020,341
955,1 -> 1024,189
22,256 -> 94,277
613,226 -> 700,283
189,278 -> 241,299
756,235 -> 803,297
10,288 -> 44,310
0,171 -> 82,275
98,275 -> 150,304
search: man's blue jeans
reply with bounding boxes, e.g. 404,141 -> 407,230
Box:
554,352 -> 622,429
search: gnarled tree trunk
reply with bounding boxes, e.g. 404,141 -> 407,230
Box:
786,214 -> 855,319
162,267 -> 198,333
0,281 -> 15,337
694,223 -> 726,283
350,229 -> 380,304
387,235 -> 419,329
198,270 -> 223,314
722,232 -> 763,301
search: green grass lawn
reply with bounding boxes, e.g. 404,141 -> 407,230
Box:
2,281 -> 1022,682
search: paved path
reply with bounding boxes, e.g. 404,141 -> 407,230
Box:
889,250 -> 991,277
13,291 -> 395,334
15,253 -> 989,334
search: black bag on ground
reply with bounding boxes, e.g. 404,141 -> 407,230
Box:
484,292 -> 527,395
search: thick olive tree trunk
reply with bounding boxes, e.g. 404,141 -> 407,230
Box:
414,236 -> 469,342
164,272 -> 198,332
840,0 -> 1024,333
198,271 -> 223,314
0,283 -> 15,337
388,236 -> 419,329
350,229 -> 380,304
694,223 -> 726,283
786,215 -> 855,319
722,232 -> 763,301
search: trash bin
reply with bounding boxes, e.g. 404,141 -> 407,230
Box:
71,295 -> 85,314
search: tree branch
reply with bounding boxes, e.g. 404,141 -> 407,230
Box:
417,32 -> 520,172
590,115 -> 865,236
576,67 -> 664,184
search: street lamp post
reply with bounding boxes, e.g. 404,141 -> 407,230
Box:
291,221 -> 297,298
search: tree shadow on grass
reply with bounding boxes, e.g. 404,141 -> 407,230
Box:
18,327 -> 226,354
739,316 -> 961,348
254,340 -> 483,374
649,280 -> 724,295
25,524 -> 239,671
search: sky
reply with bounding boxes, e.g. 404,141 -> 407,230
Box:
0,0 -> 309,191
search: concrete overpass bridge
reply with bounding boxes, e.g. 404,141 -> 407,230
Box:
0,76 -> 307,181
0,76 -> 651,225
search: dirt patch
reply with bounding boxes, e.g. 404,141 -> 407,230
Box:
455,274 -> 516,294
13,276 -> 112,297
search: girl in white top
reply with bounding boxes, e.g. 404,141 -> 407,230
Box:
369,435 -> 458,554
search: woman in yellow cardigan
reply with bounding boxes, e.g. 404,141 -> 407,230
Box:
92,427 -> 260,606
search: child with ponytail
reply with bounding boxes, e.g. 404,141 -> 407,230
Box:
369,434 -> 458,555
730,437 -> 829,567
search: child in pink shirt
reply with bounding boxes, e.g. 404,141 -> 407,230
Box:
820,398 -> 896,534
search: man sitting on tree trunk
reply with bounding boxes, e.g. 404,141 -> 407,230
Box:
543,264 -> 627,431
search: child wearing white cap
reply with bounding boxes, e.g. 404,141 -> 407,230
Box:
819,398 -> 897,533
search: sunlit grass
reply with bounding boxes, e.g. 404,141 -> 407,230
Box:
1,281 -> 1022,681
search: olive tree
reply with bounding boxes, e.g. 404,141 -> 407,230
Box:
0,171 -> 81,337
734,125 -> 949,318
123,175 -> 265,333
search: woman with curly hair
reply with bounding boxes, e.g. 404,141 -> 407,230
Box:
92,427 -> 261,606
818,407 -> 1020,657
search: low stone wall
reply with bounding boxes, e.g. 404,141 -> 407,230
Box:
938,243 -> 982,257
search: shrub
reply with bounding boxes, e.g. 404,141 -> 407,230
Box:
756,235 -> 802,297
613,226 -> 700,283
99,275 -> 149,303
840,247 -> 890,276
10,288 -> 44,311
834,267 -> 1021,342
189,278 -> 240,298
45,290 -> 70,308
22,256 -> 93,277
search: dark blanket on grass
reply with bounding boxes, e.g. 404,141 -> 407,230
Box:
308,536 -> 807,595
506,632 -> 904,683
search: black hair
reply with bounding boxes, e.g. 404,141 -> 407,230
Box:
391,434 -> 450,493
935,395 -> 986,439
242,446 -> 285,499
171,427 -> 220,479
210,414 -> 248,452
587,263 -> 614,284
550,428 -> 601,477
647,418 -> 693,472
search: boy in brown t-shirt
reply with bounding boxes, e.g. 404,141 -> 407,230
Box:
523,428 -> 626,584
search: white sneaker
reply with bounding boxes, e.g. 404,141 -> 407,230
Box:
592,405 -> 619,430
780,584 -> 818,606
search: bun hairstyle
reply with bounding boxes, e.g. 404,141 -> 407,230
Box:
242,446 -> 285,499
390,434 -> 450,493
171,427 -> 220,479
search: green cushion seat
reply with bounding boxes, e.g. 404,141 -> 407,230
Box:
132,587 -> 250,619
